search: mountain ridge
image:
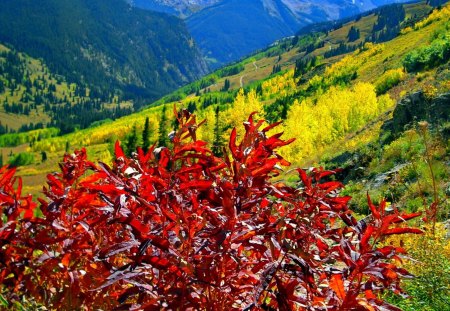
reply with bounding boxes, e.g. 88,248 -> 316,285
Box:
0,0 -> 208,103
184,0 -> 412,67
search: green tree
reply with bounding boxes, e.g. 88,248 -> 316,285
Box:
125,124 -> 138,156
158,106 -> 169,147
212,106 -> 224,156
142,117 -> 151,152
347,26 -> 360,42
65,141 -> 70,153
221,79 -> 231,92
41,151 -> 47,162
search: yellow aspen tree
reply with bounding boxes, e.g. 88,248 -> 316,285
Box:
226,88 -> 263,138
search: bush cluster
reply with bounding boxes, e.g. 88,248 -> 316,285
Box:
0,111 -> 423,310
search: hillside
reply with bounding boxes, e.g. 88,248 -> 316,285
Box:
186,0 -> 413,67
1,1 -> 449,309
4,0 -> 447,193
0,44 -> 134,134
0,0 -> 208,104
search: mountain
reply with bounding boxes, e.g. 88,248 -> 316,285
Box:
0,0 -> 208,103
130,0 -> 220,17
186,0 -> 411,67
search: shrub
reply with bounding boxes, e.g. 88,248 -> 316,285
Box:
384,224 -> 450,310
0,111 -> 423,310
375,69 -> 406,95
403,35 -> 450,72
7,152 -> 34,167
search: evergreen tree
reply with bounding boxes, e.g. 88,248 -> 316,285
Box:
187,101 -> 196,113
221,79 -> 231,92
41,151 -> 47,162
65,141 -> 70,153
158,105 -> 169,147
272,64 -> 281,75
142,117 -> 151,152
212,106 -> 223,156
125,124 -> 138,156
347,26 -> 360,42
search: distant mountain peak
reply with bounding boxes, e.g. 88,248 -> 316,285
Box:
185,0 -> 411,67
130,0 -> 221,16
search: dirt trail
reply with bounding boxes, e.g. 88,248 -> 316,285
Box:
239,61 -> 259,88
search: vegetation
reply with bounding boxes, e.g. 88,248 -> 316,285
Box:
0,45 -> 133,133
403,33 -> 450,72
375,68 -> 406,95
0,112 -> 424,310
1,3 -> 449,309
7,151 -> 34,167
0,0 -> 207,104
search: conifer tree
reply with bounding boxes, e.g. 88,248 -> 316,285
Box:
212,106 -> 223,156
125,124 -> 138,156
65,141 -> 70,153
158,105 -> 169,147
221,79 -> 231,92
142,117 -> 151,152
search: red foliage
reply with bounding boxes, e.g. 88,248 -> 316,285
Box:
0,110 -> 422,310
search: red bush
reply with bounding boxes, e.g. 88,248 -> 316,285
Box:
1,110 -> 422,310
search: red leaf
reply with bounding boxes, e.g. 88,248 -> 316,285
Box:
329,274 -> 346,301
383,228 -> 423,235
179,180 -> 213,191
367,194 -> 381,220
115,140 -> 125,158
229,128 -> 238,158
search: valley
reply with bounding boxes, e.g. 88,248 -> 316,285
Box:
0,0 -> 449,309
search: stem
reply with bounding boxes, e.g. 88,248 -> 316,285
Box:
419,122 -> 438,235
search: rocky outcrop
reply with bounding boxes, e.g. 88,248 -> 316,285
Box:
382,91 -> 450,137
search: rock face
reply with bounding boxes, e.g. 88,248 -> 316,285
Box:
383,91 -> 450,136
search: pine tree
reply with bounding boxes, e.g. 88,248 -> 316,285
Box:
65,141 -> 70,153
41,151 -> 47,162
158,105 -> 169,147
125,124 -> 138,156
347,26 -> 360,42
221,79 -> 231,92
212,106 -> 223,156
142,117 -> 151,152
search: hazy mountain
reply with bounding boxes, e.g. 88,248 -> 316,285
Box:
0,0 -> 208,101
130,0 -> 220,17
186,0 -> 411,67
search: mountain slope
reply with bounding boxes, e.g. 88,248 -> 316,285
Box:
0,43 -> 136,134
186,0 -> 411,67
0,0 -> 208,102
187,0 -> 303,67
131,0 -> 220,17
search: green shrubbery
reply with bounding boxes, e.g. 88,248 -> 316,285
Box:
8,152 -> 34,167
403,34 -> 450,72
0,128 -> 59,147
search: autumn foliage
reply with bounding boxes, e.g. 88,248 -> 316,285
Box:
1,110 -> 423,310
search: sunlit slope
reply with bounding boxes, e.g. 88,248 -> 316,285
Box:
3,2 -> 450,197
